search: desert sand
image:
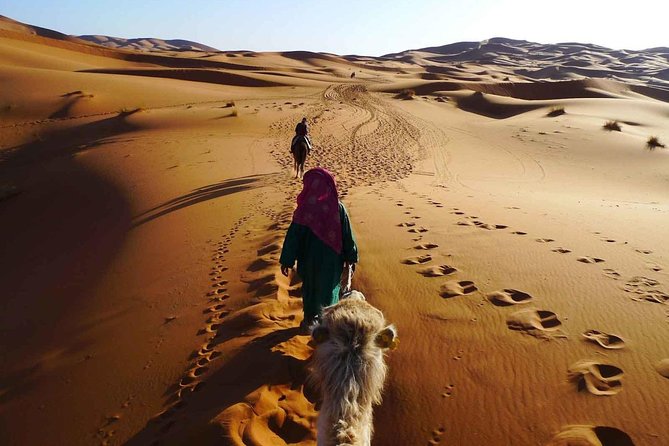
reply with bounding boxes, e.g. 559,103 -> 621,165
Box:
1,15 -> 668,446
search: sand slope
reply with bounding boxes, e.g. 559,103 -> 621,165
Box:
1,16 -> 669,446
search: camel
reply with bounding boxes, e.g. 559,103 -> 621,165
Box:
310,291 -> 398,446
291,137 -> 309,178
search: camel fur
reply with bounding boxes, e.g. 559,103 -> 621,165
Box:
310,291 -> 398,446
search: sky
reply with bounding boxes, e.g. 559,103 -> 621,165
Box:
1,0 -> 667,55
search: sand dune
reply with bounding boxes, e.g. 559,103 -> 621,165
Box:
78,35 -> 220,52
1,14 -> 669,446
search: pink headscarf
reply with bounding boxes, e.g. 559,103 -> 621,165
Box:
292,168 -> 342,254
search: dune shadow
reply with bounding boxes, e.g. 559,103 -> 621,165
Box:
0,114 -> 140,168
132,174 -> 270,227
125,326 -> 308,445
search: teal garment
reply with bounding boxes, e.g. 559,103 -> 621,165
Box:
280,201 -> 358,321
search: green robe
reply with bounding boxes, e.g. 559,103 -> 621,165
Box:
280,202 -> 358,321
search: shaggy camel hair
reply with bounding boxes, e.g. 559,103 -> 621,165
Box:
310,291 -> 398,446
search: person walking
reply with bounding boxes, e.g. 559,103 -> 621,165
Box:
280,168 -> 358,330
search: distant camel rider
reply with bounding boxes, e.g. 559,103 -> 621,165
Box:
291,117 -> 312,153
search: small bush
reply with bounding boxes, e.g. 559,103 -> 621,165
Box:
603,120 -> 621,131
546,106 -> 565,117
396,89 -> 416,100
647,136 -> 666,150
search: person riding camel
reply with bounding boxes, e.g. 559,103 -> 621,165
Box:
291,117 -> 312,153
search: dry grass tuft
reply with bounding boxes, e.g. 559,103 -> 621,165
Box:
646,136 -> 666,150
546,106 -> 565,117
603,120 -> 622,131
395,89 -> 416,100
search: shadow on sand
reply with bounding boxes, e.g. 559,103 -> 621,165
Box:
132,174 -> 272,227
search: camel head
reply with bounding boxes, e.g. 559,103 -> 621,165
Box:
310,291 -> 397,445
311,291 -> 398,352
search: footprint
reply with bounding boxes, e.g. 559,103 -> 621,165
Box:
419,265 -> 457,277
623,276 -> 669,304
452,211 -> 465,215
568,360 -> 623,396
439,280 -> 477,298
402,254 -> 432,265
646,263 -> 663,272
456,220 -> 474,226
487,289 -> 533,306
582,330 -> 625,350
473,221 -> 507,230
548,425 -> 634,446
429,426 -> 446,445
408,227 -> 428,233
602,269 -> 621,280
656,359 -> 669,379
511,231 -> 527,235
398,222 -> 415,227
414,243 -> 439,250
205,304 -> 226,313
635,248 -> 653,255
577,256 -> 605,264
535,238 -> 554,243
506,309 -> 563,338
552,247 -> 571,254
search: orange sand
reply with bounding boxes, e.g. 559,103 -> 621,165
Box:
1,16 -> 668,446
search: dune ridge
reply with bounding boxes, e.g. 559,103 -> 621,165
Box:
1,13 -> 668,446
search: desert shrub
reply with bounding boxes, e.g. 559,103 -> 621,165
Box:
546,106 -> 565,117
603,120 -> 621,131
395,89 -> 415,100
647,136 -> 666,149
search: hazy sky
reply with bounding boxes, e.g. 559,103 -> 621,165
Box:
2,0 -> 667,55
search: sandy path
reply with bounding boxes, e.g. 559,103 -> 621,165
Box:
2,77 -> 668,446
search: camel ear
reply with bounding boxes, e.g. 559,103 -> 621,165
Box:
311,325 -> 329,344
375,325 -> 399,350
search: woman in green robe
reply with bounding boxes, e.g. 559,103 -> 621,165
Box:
280,168 -> 358,329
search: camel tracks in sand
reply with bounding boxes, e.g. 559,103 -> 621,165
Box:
582,330 -> 625,350
414,243 -> 439,250
568,360 -> 624,396
602,268 -> 621,280
552,247 -> 572,254
548,425 -> 635,446
148,215 -> 250,440
577,256 -> 605,264
656,359 -> 669,379
419,265 -> 458,277
506,309 -> 564,338
439,280 -> 478,298
487,289 -> 534,306
623,276 -> 669,304
402,254 -> 433,265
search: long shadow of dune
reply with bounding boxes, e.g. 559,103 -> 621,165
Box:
79,68 -> 283,88
132,174 -> 269,227
0,115 -> 136,410
0,113 -> 139,167
125,327 -> 307,445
